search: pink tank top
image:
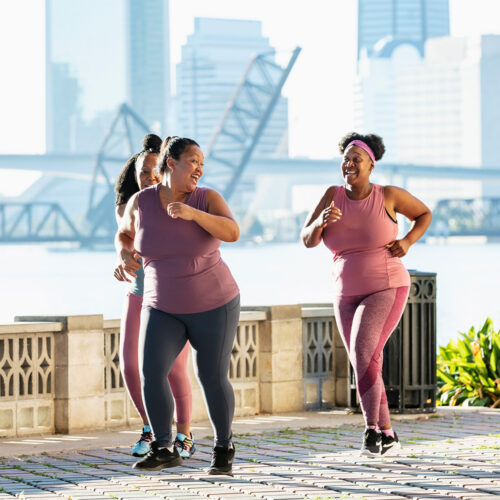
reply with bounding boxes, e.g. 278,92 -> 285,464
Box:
135,184 -> 239,314
322,184 -> 410,296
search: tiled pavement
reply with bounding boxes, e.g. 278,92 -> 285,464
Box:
0,409 -> 498,499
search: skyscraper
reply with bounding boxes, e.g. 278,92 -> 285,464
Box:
45,0 -> 126,153
357,0 -> 450,59
175,18 -> 289,156
127,0 -> 170,131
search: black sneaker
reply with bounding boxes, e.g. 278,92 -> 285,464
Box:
360,428 -> 381,456
208,444 -> 235,476
381,431 -> 401,456
132,441 -> 183,471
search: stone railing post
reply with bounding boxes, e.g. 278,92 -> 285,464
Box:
259,305 -> 303,413
16,314 -> 106,433
54,315 -> 106,433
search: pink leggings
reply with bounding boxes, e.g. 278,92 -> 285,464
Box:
333,286 -> 409,428
120,292 -> 192,424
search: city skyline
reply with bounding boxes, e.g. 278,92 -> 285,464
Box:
1,0 -> 500,158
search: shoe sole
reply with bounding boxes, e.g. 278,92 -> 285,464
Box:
359,449 -> 380,457
132,451 -> 149,457
208,468 -> 233,477
381,441 -> 401,456
132,457 -> 183,471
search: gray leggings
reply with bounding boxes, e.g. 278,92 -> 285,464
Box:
138,294 -> 240,447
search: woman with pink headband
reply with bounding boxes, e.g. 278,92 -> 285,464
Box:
301,132 -> 432,456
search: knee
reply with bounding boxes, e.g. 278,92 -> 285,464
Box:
196,364 -> 225,387
168,366 -> 191,389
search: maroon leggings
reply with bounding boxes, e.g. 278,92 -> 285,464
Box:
333,286 -> 409,427
120,292 -> 192,424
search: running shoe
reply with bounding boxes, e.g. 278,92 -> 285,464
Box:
381,430 -> 401,456
359,428 -> 381,456
132,425 -> 153,457
132,441 -> 183,471
208,444 -> 235,476
174,432 -> 196,458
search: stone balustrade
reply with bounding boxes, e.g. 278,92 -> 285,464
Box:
0,304 -> 341,437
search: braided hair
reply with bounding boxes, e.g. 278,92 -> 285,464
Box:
114,134 -> 162,206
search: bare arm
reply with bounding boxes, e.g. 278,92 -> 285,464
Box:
301,186 -> 341,248
384,186 -> 432,257
115,204 -> 126,226
113,204 -> 129,281
114,193 -> 141,279
167,189 -> 240,242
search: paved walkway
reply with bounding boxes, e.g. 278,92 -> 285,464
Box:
0,408 -> 498,499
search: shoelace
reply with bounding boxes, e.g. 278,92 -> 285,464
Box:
139,431 -> 153,443
180,436 -> 193,450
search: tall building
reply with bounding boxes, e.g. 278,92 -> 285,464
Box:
47,63 -> 80,153
45,0 -> 126,153
175,18 -> 289,156
356,35 -> 500,201
357,0 -> 450,59
127,0 -> 170,131
396,35 -> 500,198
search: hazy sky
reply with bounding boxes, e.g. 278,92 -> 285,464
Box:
1,0 -> 500,157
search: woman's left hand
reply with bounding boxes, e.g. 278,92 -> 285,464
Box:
167,202 -> 196,221
386,238 -> 411,257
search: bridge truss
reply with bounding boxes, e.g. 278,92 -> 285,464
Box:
204,47 -> 301,201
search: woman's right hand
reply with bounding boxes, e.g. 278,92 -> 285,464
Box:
318,201 -> 342,229
113,264 -> 130,283
119,249 -> 141,279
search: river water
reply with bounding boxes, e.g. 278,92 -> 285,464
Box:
1,242 -> 499,347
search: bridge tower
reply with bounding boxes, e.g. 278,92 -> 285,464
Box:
203,47 -> 301,202
86,103 -> 151,241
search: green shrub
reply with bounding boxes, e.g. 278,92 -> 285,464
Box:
436,318 -> 500,407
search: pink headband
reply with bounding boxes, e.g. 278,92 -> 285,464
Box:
346,140 -> 375,163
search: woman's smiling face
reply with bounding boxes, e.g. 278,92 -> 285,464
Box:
341,145 -> 373,185
169,145 -> 204,192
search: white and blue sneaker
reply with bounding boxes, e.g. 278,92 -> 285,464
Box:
174,432 -> 196,458
132,425 -> 153,457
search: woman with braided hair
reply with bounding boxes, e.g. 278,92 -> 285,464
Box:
114,134 -> 195,460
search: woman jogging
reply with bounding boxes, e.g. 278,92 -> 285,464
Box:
301,132 -> 432,456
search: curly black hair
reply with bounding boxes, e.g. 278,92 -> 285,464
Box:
158,136 -> 200,176
338,132 -> 385,161
114,134 -> 162,206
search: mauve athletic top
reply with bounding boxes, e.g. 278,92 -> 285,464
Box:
322,184 -> 410,296
135,184 -> 239,314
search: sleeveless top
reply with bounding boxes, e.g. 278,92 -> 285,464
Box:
128,259 -> 144,296
322,184 -> 410,296
134,184 -> 239,314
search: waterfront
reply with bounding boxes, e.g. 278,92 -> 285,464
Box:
2,242 -> 499,346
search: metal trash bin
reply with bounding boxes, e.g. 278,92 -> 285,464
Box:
348,270 -> 437,413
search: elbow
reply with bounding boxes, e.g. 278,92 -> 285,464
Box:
224,223 -> 240,243
230,226 -> 240,242
301,231 -> 316,248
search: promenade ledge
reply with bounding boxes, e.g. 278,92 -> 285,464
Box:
0,271 -> 436,438
0,304 -> 348,437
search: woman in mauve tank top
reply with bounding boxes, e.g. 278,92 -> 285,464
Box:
301,132 -> 432,457
116,136 -> 240,476
113,134 -> 195,461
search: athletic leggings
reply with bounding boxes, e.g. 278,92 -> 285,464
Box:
333,286 -> 409,428
139,294 -> 240,448
120,292 -> 192,424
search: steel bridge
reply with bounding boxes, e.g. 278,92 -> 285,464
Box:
1,45 -> 500,244
0,48 -> 305,244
